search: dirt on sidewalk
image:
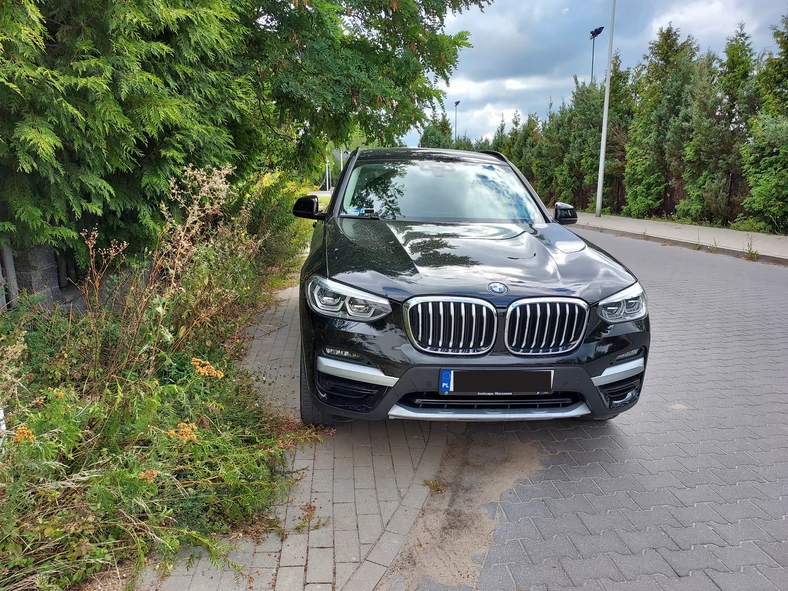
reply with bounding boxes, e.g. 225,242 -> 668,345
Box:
378,426 -> 543,590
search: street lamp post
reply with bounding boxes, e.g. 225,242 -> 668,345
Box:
595,0 -> 616,217
590,26 -> 604,82
454,100 -> 460,145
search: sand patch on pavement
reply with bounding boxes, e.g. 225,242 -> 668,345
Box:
378,427 -> 542,590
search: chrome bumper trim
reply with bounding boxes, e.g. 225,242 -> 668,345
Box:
316,356 -> 399,387
387,402 -> 591,422
591,358 -> 645,387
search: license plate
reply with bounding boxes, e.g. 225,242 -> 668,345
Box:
439,369 -> 554,395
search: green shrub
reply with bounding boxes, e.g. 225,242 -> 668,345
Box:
0,166 -> 322,591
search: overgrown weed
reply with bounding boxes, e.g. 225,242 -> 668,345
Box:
0,167 -> 320,591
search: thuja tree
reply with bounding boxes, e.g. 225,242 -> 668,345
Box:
0,0 -> 491,251
741,15 -> 788,233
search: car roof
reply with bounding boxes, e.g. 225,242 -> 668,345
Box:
355,147 -> 507,164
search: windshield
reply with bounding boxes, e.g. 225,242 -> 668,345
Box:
340,159 -> 544,223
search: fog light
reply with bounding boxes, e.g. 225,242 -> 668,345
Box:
323,347 -> 363,361
615,348 -> 641,362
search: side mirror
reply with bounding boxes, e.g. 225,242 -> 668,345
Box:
293,195 -> 325,220
554,202 -> 577,225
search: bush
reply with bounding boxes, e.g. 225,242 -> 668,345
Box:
0,167 -> 322,591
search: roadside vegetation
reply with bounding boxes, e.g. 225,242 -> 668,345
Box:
421,14 -> 788,235
0,167 -> 324,591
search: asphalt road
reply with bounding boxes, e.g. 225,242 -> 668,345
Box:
415,228 -> 788,591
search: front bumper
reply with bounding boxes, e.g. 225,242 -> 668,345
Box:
300,298 -> 650,422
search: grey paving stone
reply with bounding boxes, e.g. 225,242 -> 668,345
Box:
377,500 -> 398,526
484,540 -> 526,566
307,522 -> 333,548
610,548 -> 675,579
706,565 -> 782,591
279,533 -> 308,567
160,575 -> 197,591
475,564 -> 516,591
354,465 -> 375,489
342,561 -> 386,591
333,502 -> 358,531
247,568 -> 276,590
508,562 -> 571,588
366,531 -> 406,567
354,488 -> 379,515
710,541 -> 781,570
601,576 -> 662,591
305,547 -> 333,584
335,562 -> 357,589
560,555 -> 624,585
569,530 -> 629,558
334,478 -> 356,504
522,533 -> 580,563
386,504 -> 420,536
402,483 -> 430,509
274,566 -> 304,591
357,512 -> 384,546
335,528 -> 361,563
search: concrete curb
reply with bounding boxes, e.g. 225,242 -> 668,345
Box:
575,222 -> 788,267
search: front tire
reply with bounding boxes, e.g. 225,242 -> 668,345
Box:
299,351 -> 339,426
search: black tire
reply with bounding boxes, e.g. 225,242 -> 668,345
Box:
299,351 -> 339,426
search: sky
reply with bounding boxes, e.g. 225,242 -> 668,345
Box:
400,0 -> 787,146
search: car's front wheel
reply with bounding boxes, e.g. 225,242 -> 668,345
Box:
300,351 -> 339,426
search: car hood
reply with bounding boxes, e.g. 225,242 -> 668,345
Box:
324,218 -> 636,305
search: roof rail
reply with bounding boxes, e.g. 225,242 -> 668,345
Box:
478,150 -> 507,161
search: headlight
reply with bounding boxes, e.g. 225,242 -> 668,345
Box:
306,276 -> 391,321
597,282 -> 647,323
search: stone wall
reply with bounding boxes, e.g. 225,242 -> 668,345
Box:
13,246 -> 62,304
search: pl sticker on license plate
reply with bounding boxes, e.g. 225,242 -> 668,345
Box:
439,369 -> 453,394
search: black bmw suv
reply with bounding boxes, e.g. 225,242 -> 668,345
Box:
292,148 -> 649,425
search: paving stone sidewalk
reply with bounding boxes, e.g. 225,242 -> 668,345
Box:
576,212 -> 788,265
139,286 -> 449,591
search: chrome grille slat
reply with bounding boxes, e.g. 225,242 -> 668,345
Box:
449,303 -> 455,349
438,302 -> 444,348
428,302 -> 433,346
405,297 -> 496,355
541,303 -> 551,348
531,304 -> 541,349
470,306 -> 477,349
550,302 -> 560,347
521,305 -> 531,349
505,298 -> 588,356
460,303 -> 466,349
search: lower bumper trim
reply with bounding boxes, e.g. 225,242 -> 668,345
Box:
387,401 -> 591,422
591,358 -> 645,386
316,356 -> 399,387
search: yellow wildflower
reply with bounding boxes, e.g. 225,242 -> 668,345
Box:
175,422 -> 197,441
190,357 -> 224,379
14,426 -> 36,443
138,469 -> 159,483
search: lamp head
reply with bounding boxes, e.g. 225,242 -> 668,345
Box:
590,26 -> 604,40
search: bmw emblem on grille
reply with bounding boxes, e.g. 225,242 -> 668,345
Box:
488,282 -> 508,295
